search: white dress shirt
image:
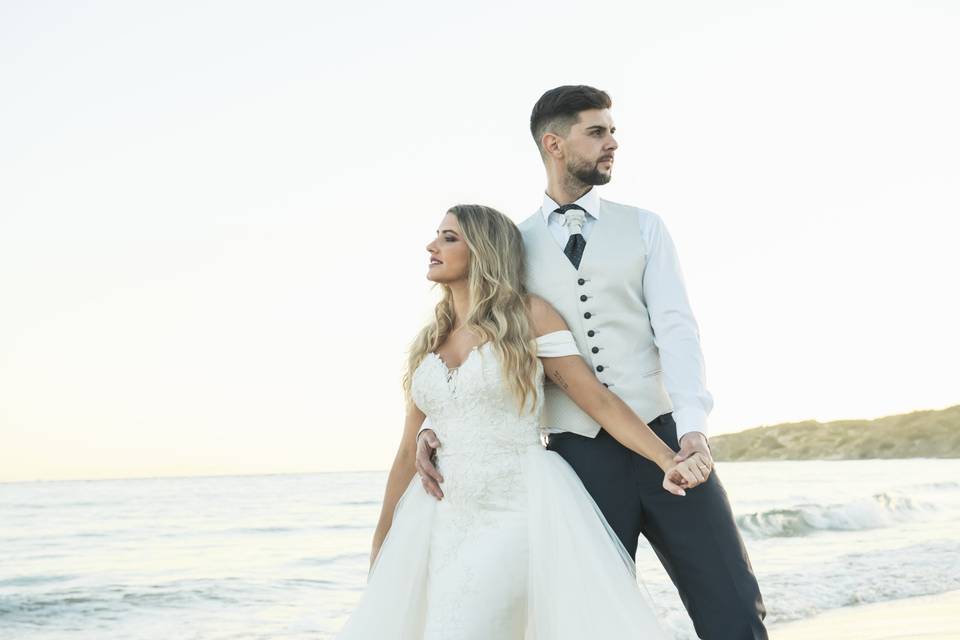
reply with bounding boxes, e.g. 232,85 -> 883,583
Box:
540,188 -> 714,441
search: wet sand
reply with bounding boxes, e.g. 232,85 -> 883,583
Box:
771,590 -> 960,640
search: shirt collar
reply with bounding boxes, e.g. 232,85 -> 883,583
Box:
540,187 -> 601,223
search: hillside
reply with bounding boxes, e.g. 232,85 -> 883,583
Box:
710,404 -> 960,461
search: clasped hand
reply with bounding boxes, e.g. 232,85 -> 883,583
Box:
661,451 -> 713,496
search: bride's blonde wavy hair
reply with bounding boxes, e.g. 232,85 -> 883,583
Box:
402,204 -> 540,414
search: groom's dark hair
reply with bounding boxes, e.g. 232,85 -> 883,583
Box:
530,85 -> 612,155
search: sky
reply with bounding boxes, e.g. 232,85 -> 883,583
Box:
1,0 -> 958,482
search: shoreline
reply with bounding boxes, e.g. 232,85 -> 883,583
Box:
770,590 -> 960,639
4,457 -> 960,485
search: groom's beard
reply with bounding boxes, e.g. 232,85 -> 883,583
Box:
566,154 -> 612,187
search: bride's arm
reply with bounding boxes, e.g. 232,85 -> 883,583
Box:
370,401 -> 427,566
528,297 -> 702,493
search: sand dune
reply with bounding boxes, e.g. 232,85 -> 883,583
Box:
710,404 -> 960,461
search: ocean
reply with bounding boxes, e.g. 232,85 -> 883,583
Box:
2,458 -> 958,639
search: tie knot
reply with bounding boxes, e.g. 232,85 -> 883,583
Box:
554,204 -> 586,235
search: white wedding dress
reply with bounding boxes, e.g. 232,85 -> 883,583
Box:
335,331 -> 667,639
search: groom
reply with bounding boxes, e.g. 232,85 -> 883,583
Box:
417,85 -> 767,639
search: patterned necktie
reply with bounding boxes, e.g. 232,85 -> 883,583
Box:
554,204 -> 588,268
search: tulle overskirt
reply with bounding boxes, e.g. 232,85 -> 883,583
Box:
335,446 -> 666,639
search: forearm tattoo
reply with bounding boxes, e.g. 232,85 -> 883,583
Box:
550,368 -> 570,390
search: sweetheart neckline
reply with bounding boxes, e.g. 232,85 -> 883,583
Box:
429,342 -> 488,374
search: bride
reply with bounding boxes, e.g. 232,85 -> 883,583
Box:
336,204 -> 708,639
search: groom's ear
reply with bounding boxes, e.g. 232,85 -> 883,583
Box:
541,131 -> 564,159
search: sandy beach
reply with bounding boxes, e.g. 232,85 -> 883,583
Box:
771,590 -> 960,640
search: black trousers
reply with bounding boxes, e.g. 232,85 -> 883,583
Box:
547,412 -> 768,640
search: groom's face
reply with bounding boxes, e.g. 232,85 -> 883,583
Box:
562,108 -> 618,186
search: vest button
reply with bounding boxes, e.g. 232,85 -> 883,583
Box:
596,365 -> 604,372
587,330 -> 595,337
583,312 -> 592,319
580,294 -> 588,302
591,347 -> 599,354
577,278 -> 585,285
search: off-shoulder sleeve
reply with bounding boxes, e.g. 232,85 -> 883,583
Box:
535,330 -> 582,357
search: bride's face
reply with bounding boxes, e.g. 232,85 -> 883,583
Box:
426,212 -> 470,284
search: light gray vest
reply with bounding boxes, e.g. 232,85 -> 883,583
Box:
519,199 -> 674,437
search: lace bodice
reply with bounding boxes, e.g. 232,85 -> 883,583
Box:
410,331 -> 580,507
413,342 -> 542,452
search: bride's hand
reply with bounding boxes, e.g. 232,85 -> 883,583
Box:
661,470 -> 687,496
665,452 -> 710,493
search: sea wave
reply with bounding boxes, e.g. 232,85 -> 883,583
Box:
0,575 -> 76,589
756,539 -> 960,625
0,581 -> 246,619
736,492 -> 937,538
911,480 -> 960,491
296,552 -> 366,566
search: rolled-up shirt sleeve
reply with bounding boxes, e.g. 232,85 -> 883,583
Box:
640,211 -> 714,441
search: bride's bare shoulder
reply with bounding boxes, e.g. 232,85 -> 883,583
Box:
525,294 -> 569,337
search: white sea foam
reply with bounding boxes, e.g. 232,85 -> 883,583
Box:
736,492 -> 940,538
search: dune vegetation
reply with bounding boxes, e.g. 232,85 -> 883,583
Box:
710,404 -> 960,461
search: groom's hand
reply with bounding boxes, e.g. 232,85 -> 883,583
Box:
674,432 -> 714,486
416,429 -> 444,500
